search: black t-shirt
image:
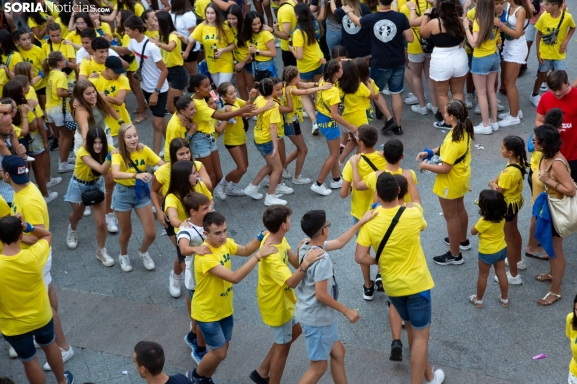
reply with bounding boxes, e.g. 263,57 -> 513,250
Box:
360,10 -> 410,69
166,374 -> 192,384
334,3 -> 372,58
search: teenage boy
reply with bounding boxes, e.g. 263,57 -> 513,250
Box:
75,28 -> 122,65
187,212 -> 276,384
14,29 -> 47,110
0,214 -> 74,384
251,205 -> 324,384
177,192 -> 212,364
340,124 -> 387,302
133,341 -> 191,383
355,173 -> 443,384
118,15 -> 169,155
530,0 -> 575,107
296,208 -> 376,384
79,37 -> 129,80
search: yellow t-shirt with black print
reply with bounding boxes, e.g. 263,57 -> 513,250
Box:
89,74 -> 131,136
254,96 -> 281,145
74,144 -> 115,181
111,146 -> 161,186
223,99 -> 247,147
191,23 -> 234,74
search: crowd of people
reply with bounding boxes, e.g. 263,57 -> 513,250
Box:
1,0 -> 577,383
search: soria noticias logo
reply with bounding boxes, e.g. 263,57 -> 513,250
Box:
3,2 -> 108,13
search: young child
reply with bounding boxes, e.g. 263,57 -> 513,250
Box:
295,208 -> 376,384
470,189 -> 509,308
251,205 -> 324,384
206,96 -> 228,139
133,341 -> 191,383
489,136 -> 528,286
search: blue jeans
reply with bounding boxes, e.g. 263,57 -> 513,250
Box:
325,29 -> 342,58
388,291 -> 432,330
370,66 -> 405,94
196,315 -> 234,349
4,318 -> 55,362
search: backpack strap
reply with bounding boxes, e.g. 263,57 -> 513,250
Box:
453,134 -> 470,165
506,163 -> 525,180
375,206 -> 405,263
361,155 -> 378,171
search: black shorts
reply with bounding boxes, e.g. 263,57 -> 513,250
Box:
176,243 -> 185,263
36,87 -> 46,96
142,90 -> 168,117
282,49 -> 297,67
568,159 -> 577,182
167,66 -> 188,91
505,204 -> 519,222
164,217 -> 175,237
183,50 -> 199,63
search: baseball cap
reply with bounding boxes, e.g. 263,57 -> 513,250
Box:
1,155 -> 29,184
105,56 -> 126,74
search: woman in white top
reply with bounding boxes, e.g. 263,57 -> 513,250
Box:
170,0 -> 200,77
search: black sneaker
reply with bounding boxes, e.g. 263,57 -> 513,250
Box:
433,120 -> 452,130
375,105 -> 384,119
249,370 -> 269,384
363,281 -> 375,301
433,250 -> 464,265
188,369 -> 213,384
381,117 -> 398,133
49,137 -> 59,151
375,273 -> 384,292
443,237 -> 471,250
393,126 -> 403,135
435,110 -> 443,121
390,339 -> 402,362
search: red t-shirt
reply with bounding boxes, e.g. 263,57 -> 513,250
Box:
537,88 -> 577,161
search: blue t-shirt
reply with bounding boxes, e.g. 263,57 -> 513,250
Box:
360,10 -> 411,69
166,374 -> 192,384
334,3 -> 372,58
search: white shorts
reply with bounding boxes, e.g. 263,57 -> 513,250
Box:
408,52 -> 426,63
502,37 -> 528,64
429,46 -> 469,82
46,106 -> 73,127
74,127 -> 113,155
43,248 -> 53,290
525,23 -> 537,42
569,372 -> 577,384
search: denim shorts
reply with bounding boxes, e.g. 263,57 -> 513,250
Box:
270,317 -> 298,345
300,63 -> 324,81
4,318 -> 55,362
64,176 -> 105,205
243,61 -> 253,74
370,66 -> 404,94
284,121 -> 302,137
187,289 -> 194,301
317,112 -> 340,140
167,65 -> 188,91
112,183 -> 151,212
302,323 -> 339,361
525,23 -> 537,42
196,315 -> 234,349
388,291 -> 432,330
538,59 -> 566,73
478,247 -> 507,265
254,140 -> 274,156
191,132 -> 217,159
471,53 -> 500,75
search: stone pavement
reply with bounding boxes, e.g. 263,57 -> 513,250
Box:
3,7 -> 577,381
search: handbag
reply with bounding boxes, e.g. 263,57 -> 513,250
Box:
133,39 -> 149,82
62,97 -> 78,131
541,11 -> 565,46
544,158 -> 577,237
81,187 -> 105,206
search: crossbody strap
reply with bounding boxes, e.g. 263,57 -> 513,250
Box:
138,39 -> 150,70
361,155 -> 378,171
128,157 -> 143,173
375,206 -> 406,263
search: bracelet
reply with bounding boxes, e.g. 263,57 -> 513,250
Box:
299,265 -> 307,273
410,8 -> 416,10
554,181 -> 560,190
23,222 -> 34,233
254,254 -> 261,262
256,231 -> 264,241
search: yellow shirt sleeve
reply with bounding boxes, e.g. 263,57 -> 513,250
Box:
0,195 -> 10,218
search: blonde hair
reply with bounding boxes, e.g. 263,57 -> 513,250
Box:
117,124 -> 138,167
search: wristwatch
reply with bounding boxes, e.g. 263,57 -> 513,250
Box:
154,88 -> 161,93
256,49 -> 260,55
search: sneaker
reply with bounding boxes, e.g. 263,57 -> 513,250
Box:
106,213 -> 118,233
473,123 -> 492,135
490,121 -> 499,131
261,175 -> 270,187
393,126 -> 403,135
427,368 -> 445,384
404,93 -> 418,105
505,258 -> 527,270
530,93 -> 541,107
264,194 -> 286,206
249,370 -> 269,384
292,175 -> 311,184
382,86 -> 391,96
187,369 -> 212,384
303,111 -> 309,119
275,183 -> 294,195
312,123 -> 319,135
96,248 -> 115,267
282,168 -> 291,179
465,94 -> 473,109
434,110 -> 443,122
8,346 -> 17,358
46,177 -> 62,188
443,237 -> 471,250
244,184 -> 263,200
497,102 -> 505,112
382,117 -> 398,133
474,104 -> 481,114
225,184 -> 246,196
83,206 -> 91,216
433,120 -> 452,130
329,178 -> 342,189
63,370 -> 74,384
433,250 -> 464,265
44,191 -> 58,204
43,347 -> 75,371
540,83 -> 548,92
494,271 -> 523,285
191,346 -> 208,365
49,138 -> 59,151
184,334 -> 196,352
169,271 -> 183,298
363,282 -> 375,301
374,272 -> 384,292
311,182 -> 332,196
139,251 -> 155,270
214,183 -> 227,200
67,155 -> 75,164
58,162 -> 74,173
275,39 -> 280,48
498,115 -> 521,127
66,225 -> 77,249
119,254 -> 133,272
498,110 -> 523,120
411,105 -> 428,115
427,103 -> 439,114
390,339 -> 402,361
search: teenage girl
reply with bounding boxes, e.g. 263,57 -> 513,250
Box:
142,9 -> 160,40
227,5 -> 252,101
469,189 -> 509,308
238,11 -> 277,82
0,30 -> 24,90
65,12 -> 97,49
89,8 -> 113,41
101,0 -> 145,23
164,96 -> 197,162
43,23 -> 77,81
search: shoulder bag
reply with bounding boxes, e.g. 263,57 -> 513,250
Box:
133,39 -> 149,82
541,11 -> 565,46
545,158 -> 577,237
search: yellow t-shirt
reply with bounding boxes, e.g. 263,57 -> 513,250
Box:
229,25 -> 249,63
223,99 -> 247,146
277,0 -> 297,51
162,33 -> 184,68
400,0 -> 429,55
475,217 -> 506,254
0,51 -> 23,89
18,46 -> 47,90
27,0 -> 58,37
74,144 -> 115,182
79,59 -> 106,78
119,33 -> 138,72
316,80 -> 340,117
192,238 -> 239,322
192,98 -> 215,135
286,86 -> 303,123
247,31 -> 275,62
164,182 -> 212,233
26,87 -> 44,119
165,113 -> 190,161
432,130 -> 471,199
114,2 -> 144,16
45,69 -> 68,110
292,28 -> 323,73
256,234 -> 295,327
364,168 -> 419,204
357,205 -> 434,297
254,96 -> 281,145
111,146 -> 161,186
64,30 -> 104,47
0,196 -> 9,218
191,23 -> 234,74
89,74 -> 131,137
42,40 -> 76,61
0,239 -> 52,336
530,151 -> 542,173
342,152 -> 388,219
194,0 -> 211,19
535,11 -> 576,61
11,183 -> 50,251
566,313 -> 577,377
154,161 -> 203,196
96,22 -> 113,39
472,19 -> 499,58
144,30 -> 160,39
497,163 -> 524,210
55,17 -> 69,37
341,82 -> 371,128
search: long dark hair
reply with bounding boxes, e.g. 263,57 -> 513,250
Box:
510,0 -> 533,21
446,99 -> 474,142
23,0 -> 47,25
239,11 -> 262,48
478,189 -> 507,223
74,12 -> 96,34
169,138 -> 190,164
437,0 -> 465,39
572,294 -> 577,331
322,59 -> 341,83
353,57 -> 370,83
167,160 -> 198,201
85,126 -> 109,176
325,0 -> 342,21
503,136 -> 528,178
339,60 -> 360,94
534,124 -> 562,159
59,0 -> 74,26
0,30 -> 18,58
170,0 -> 192,15
116,10 -> 135,37
2,80 -> 27,127
118,0 -> 137,13
294,3 -> 319,46
226,4 -> 244,31
156,11 -> 177,44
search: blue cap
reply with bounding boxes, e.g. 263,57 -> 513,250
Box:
1,155 -> 29,184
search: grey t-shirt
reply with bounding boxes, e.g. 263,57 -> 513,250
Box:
294,242 -> 336,327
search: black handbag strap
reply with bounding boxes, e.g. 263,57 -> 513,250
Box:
138,39 -> 149,71
128,157 -> 143,173
361,154 -> 378,171
375,206 -> 406,263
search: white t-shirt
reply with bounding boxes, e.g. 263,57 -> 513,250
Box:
127,37 -> 169,93
170,11 -> 200,51
76,48 -> 118,65
177,223 -> 205,290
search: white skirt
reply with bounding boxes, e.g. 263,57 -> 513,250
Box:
429,46 -> 469,82
503,37 -> 528,64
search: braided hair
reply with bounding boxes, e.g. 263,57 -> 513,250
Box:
503,136 -> 528,178
446,99 -> 474,142
322,60 -> 341,83
282,66 -> 299,85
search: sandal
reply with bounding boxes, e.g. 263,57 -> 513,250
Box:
498,295 -> 509,308
535,273 -> 552,282
132,106 -> 148,115
525,251 -> 549,260
469,294 -> 483,308
133,114 -> 148,124
537,291 -> 562,306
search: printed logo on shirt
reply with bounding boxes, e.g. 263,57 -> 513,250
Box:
561,122 -> 573,131
104,85 -> 116,95
373,19 -> 397,43
220,252 -> 231,265
343,15 -> 361,35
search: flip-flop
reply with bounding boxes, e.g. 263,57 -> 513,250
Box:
525,252 -> 549,260
133,115 -> 148,124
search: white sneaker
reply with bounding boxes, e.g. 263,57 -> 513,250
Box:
530,93 -> 541,107
264,193 -> 287,206
106,213 -> 118,233
169,271 -> 183,298
498,115 -> 521,127
303,111 -> 309,119
119,255 -> 133,272
427,368 -> 445,384
490,121 -> 499,131
473,123 -> 492,135
67,155 -> 75,164
225,184 -> 245,196
411,105 -> 428,115
275,183 -> 294,195
540,83 -> 548,92
46,177 -> 62,188
311,182 -> 332,196
66,225 -> 77,249
474,104 -> 481,114
96,248 -> 115,266
382,86 -> 390,96
8,346 -> 17,358
494,271 -> 523,285
275,40 -> 280,48
244,184 -> 263,200
282,168 -> 291,179
465,94 -> 473,109
497,102 -> 505,112
261,175 -> 270,187
505,258 -> 527,270
329,178 -> 343,189
498,110 -> 523,120
214,183 -> 227,200
292,175 -> 311,184
58,162 -> 74,173
44,191 -> 58,204
139,251 -> 155,270
43,347 -> 74,371
426,103 -> 438,114
404,93 -> 419,105
152,205 -> 157,214
312,123 -> 319,135
83,206 -> 91,216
